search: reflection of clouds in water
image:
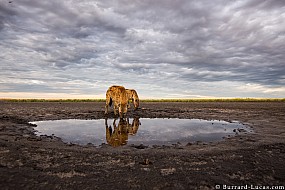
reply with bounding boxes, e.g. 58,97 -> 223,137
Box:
31,118 -> 248,146
135,119 -> 242,142
33,119 -> 106,145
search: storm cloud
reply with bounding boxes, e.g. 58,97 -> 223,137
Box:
1,0 -> 285,98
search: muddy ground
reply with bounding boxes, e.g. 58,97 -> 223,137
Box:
0,101 -> 284,189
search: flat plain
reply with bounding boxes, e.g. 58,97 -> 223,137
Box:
0,101 -> 284,189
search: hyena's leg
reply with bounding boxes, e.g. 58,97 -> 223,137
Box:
113,102 -> 118,116
105,118 -> 112,145
113,118 -> 117,126
113,118 -> 118,131
105,92 -> 111,114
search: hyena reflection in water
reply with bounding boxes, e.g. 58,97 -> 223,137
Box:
105,118 -> 141,147
127,117 -> 140,135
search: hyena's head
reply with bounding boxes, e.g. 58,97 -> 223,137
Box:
118,102 -> 128,118
128,118 -> 140,135
131,90 -> 139,109
133,98 -> 139,109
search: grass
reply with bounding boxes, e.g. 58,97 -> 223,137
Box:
0,98 -> 105,102
1,98 -> 284,102
140,98 -> 285,102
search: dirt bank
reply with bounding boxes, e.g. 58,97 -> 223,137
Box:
0,102 -> 284,189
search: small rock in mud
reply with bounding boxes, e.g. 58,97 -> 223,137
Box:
139,158 -> 153,165
131,144 -> 148,149
160,168 -> 176,176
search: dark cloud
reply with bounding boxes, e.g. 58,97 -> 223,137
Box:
240,0 -> 285,10
0,1 -> 17,30
0,0 -> 284,98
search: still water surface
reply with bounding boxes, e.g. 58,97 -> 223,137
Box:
31,118 -> 250,147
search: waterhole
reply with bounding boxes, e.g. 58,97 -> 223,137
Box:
30,118 -> 251,147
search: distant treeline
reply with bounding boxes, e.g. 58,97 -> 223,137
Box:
0,99 -> 105,102
141,98 -> 285,102
1,98 -> 285,102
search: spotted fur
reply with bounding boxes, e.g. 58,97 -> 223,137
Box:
125,89 -> 140,110
105,85 -> 128,118
105,118 -> 129,147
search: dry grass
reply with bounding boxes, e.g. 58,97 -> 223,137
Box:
1,98 -> 284,102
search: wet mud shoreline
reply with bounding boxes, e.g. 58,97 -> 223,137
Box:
0,102 -> 285,189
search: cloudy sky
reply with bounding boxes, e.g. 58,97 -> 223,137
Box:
1,0 -> 285,99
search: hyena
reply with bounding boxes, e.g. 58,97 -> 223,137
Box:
125,89 -> 139,110
105,85 -> 128,118
127,117 -> 141,135
105,118 -> 129,147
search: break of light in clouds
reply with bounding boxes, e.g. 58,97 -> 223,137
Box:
1,0 -> 285,99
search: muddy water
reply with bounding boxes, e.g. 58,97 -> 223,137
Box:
30,118 -> 251,147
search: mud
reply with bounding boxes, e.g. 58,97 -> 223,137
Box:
0,101 -> 284,189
